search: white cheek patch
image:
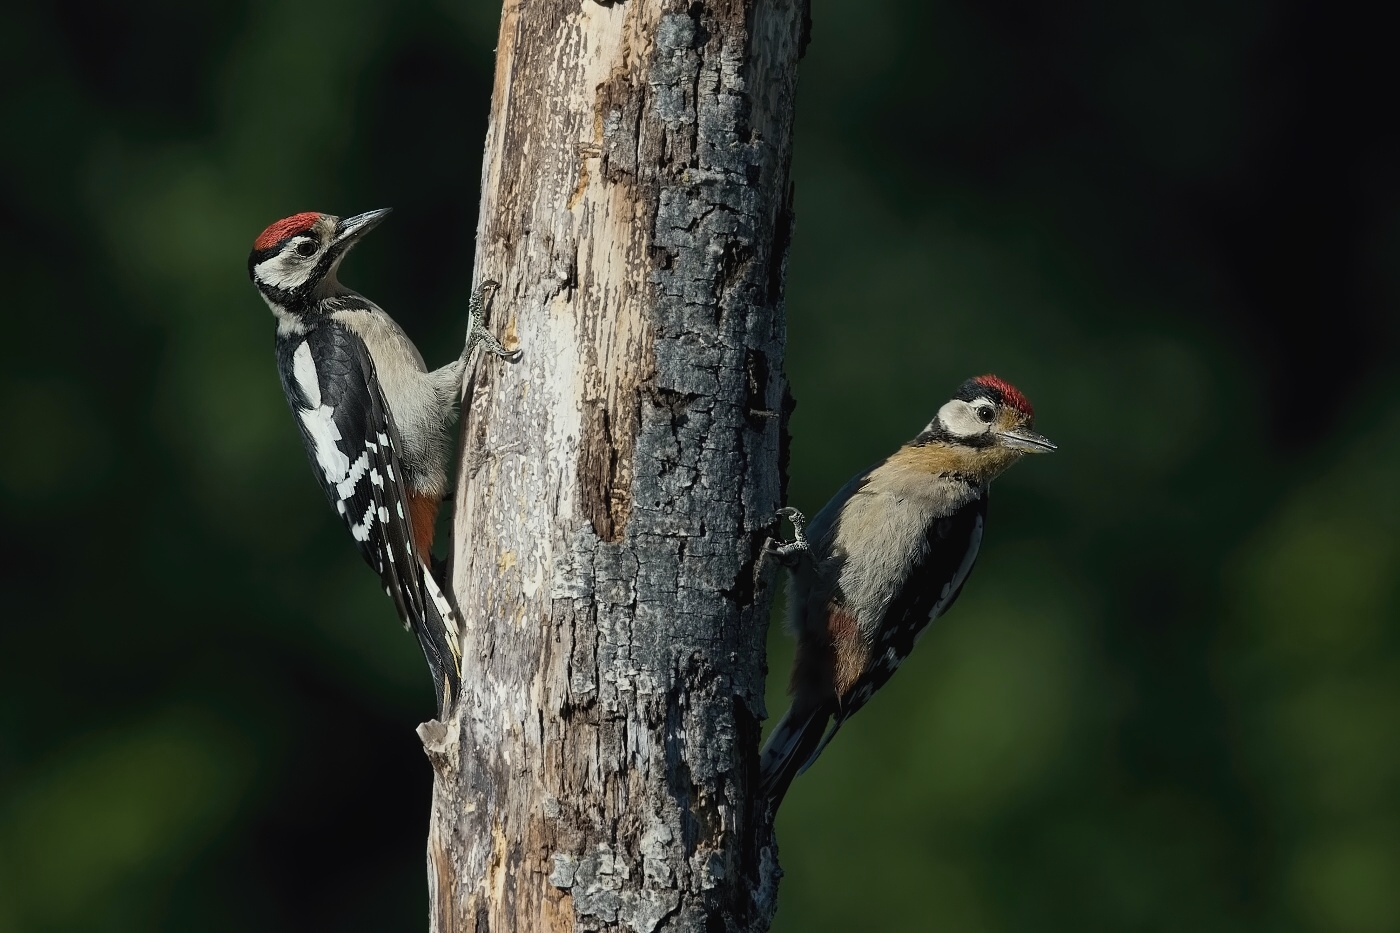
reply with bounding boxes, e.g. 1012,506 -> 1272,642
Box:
255,255 -> 317,293
936,399 -> 991,438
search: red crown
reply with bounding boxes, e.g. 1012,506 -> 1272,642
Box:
253,212 -> 322,251
973,374 -> 1034,417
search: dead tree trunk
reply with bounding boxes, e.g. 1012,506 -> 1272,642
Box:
421,2 -> 807,930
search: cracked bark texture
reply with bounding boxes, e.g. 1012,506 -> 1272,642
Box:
424,1 -> 806,930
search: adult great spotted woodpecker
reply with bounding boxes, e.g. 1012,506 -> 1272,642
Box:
760,375 -> 1054,805
248,209 -> 520,713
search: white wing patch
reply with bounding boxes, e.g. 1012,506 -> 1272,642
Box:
283,326 -> 462,708
335,453 -> 369,500
293,341 -> 350,483
351,503 -> 375,542
292,341 -> 321,407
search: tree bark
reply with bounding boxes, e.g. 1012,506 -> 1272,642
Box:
422,2 -> 806,930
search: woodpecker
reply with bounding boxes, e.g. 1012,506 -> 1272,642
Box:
248,209 -> 520,713
759,374 -> 1054,805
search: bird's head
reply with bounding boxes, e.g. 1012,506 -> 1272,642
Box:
932,374 -> 1054,452
909,374 -> 1055,480
247,209 -> 390,317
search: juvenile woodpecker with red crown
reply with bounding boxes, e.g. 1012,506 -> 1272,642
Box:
760,374 -> 1054,805
248,209 -> 520,713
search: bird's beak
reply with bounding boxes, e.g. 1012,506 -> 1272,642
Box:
332,208 -> 392,248
996,427 -> 1057,453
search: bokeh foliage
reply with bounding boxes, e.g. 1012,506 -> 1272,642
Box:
1,1 -> 1396,930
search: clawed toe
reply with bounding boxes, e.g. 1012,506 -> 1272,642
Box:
768,506 -> 810,564
464,280 -> 522,364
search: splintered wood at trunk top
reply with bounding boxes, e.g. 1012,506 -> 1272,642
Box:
423,1 -> 807,930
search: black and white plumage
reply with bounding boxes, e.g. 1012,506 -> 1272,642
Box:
274,321 -> 461,702
759,375 -> 1054,806
249,209 -> 519,713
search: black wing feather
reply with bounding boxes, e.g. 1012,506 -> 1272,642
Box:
276,323 -> 460,711
763,492 -> 990,796
835,492 -> 988,723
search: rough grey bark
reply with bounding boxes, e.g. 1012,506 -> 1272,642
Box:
420,2 -> 807,931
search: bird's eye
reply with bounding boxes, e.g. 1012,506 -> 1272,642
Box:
294,240 -> 318,257
976,406 -> 995,423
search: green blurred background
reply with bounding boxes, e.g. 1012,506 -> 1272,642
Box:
2,0 -> 1397,930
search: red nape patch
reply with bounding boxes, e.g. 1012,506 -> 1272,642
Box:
253,212 -> 321,251
974,374 -> 1034,417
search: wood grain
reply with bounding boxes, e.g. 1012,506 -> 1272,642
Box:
428,2 -> 807,930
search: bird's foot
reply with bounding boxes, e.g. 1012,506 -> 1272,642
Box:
768,506 -> 810,565
464,279 -> 522,363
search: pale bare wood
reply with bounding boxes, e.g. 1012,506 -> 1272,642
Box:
424,1 -> 807,930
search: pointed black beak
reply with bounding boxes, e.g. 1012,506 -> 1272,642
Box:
332,208 -> 392,249
995,427 -> 1057,453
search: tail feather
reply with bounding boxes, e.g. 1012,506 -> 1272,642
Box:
759,702 -> 834,807
417,565 -> 463,716
799,718 -> 843,778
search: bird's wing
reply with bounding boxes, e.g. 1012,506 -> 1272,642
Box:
833,492 -> 988,722
275,323 -> 461,706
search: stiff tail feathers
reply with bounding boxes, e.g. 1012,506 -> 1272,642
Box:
759,702 -> 837,807
416,564 -> 463,717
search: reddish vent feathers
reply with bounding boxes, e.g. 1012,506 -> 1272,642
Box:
973,374 -> 1034,417
254,212 -> 321,251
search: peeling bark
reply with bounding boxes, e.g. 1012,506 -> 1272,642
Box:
427,1 -> 805,930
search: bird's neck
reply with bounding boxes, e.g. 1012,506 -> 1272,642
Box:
888,440 -> 1022,487
260,273 -> 356,336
